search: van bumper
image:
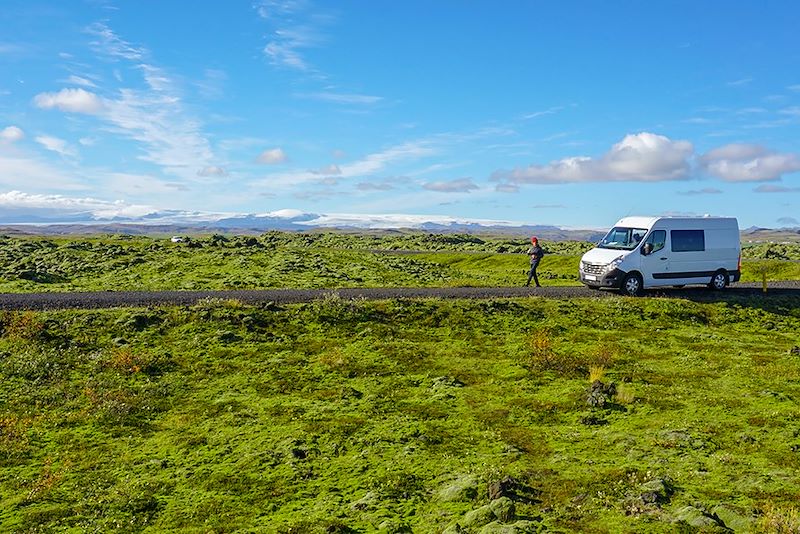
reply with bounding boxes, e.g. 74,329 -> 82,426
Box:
580,268 -> 625,289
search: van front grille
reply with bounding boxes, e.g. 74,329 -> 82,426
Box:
582,262 -> 605,275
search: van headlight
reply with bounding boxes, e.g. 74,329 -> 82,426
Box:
605,256 -> 623,273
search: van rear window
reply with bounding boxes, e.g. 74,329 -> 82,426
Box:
671,229 -> 705,252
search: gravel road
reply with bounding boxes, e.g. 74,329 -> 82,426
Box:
1,282 -> 799,311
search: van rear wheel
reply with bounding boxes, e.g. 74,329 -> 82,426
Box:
620,273 -> 643,297
709,270 -> 728,290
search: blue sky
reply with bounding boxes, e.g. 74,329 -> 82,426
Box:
1,0 -> 800,228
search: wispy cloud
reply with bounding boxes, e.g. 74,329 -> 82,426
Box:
682,117 -> 713,124
0,153 -> 87,191
522,106 -> 565,120
495,183 -> 519,193
87,22 -> 144,61
678,187 -> 723,196
422,177 -> 479,193
196,69 -> 227,99
35,24 -> 216,181
254,140 -> 436,188
753,184 -> 800,193
62,75 -> 98,88
295,91 -> 383,105
35,135 -> 77,158
256,1 -> 328,72
726,77 -> 753,87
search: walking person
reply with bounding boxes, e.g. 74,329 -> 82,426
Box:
525,236 -> 544,287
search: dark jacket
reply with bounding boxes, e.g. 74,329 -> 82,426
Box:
527,245 -> 544,264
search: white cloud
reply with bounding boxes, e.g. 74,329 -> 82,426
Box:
780,106 -> 800,117
0,190 -> 155,220
197,165 -> 227,177
700,144 -> 800,182
35,135 -> 77,158
0,125 -> 24,143
492,132 -> 694,184
257,147 -> 288,164
786,84 -> 800,92
33,88 -> 105,114
422,177 -> 479,193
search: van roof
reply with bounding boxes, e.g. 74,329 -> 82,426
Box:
614,215 -> 738,229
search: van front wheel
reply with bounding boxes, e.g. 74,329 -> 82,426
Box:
709,270 -> 728,290
620,273 -> 643,297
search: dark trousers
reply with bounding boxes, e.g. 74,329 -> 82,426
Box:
526,261 -> 540,287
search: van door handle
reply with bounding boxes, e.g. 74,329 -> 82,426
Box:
659,257 -> 667,260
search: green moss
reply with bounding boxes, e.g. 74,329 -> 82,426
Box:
1,296 -> 799,530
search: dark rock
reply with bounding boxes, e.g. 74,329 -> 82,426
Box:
624,477 -> 674,515
218,331 -> 242,343
580,413 -> 608,425
487,476 -> 540,504
432,376 -> 465,389
586,379 -> 617,408
790,346 -> 800,356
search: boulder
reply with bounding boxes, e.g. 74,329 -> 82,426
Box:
712,504 -> 753,532
489,497 -> 516,522
673,506 -> 730,531
437,475 -> 480,502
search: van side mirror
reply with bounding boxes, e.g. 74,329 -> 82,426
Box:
642,243 -> 653,255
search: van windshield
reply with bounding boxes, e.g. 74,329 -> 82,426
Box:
598,226 -> 649,250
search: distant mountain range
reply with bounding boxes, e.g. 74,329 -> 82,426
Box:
1,210 -> 798,242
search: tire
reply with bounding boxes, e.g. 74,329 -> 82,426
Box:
708,269 -> 728,290
620,273 -> 643,297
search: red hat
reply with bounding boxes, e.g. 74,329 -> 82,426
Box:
530,236 -> 538,243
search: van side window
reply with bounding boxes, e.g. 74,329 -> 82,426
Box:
671,229 -> 705,252
644,230 -> 666,253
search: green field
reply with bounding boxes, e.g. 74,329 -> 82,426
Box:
2,232 -> 800,532
1,233 -> 799,293
2,295 -> 800,532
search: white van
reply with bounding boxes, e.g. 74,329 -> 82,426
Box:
579,216 -> 740,296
